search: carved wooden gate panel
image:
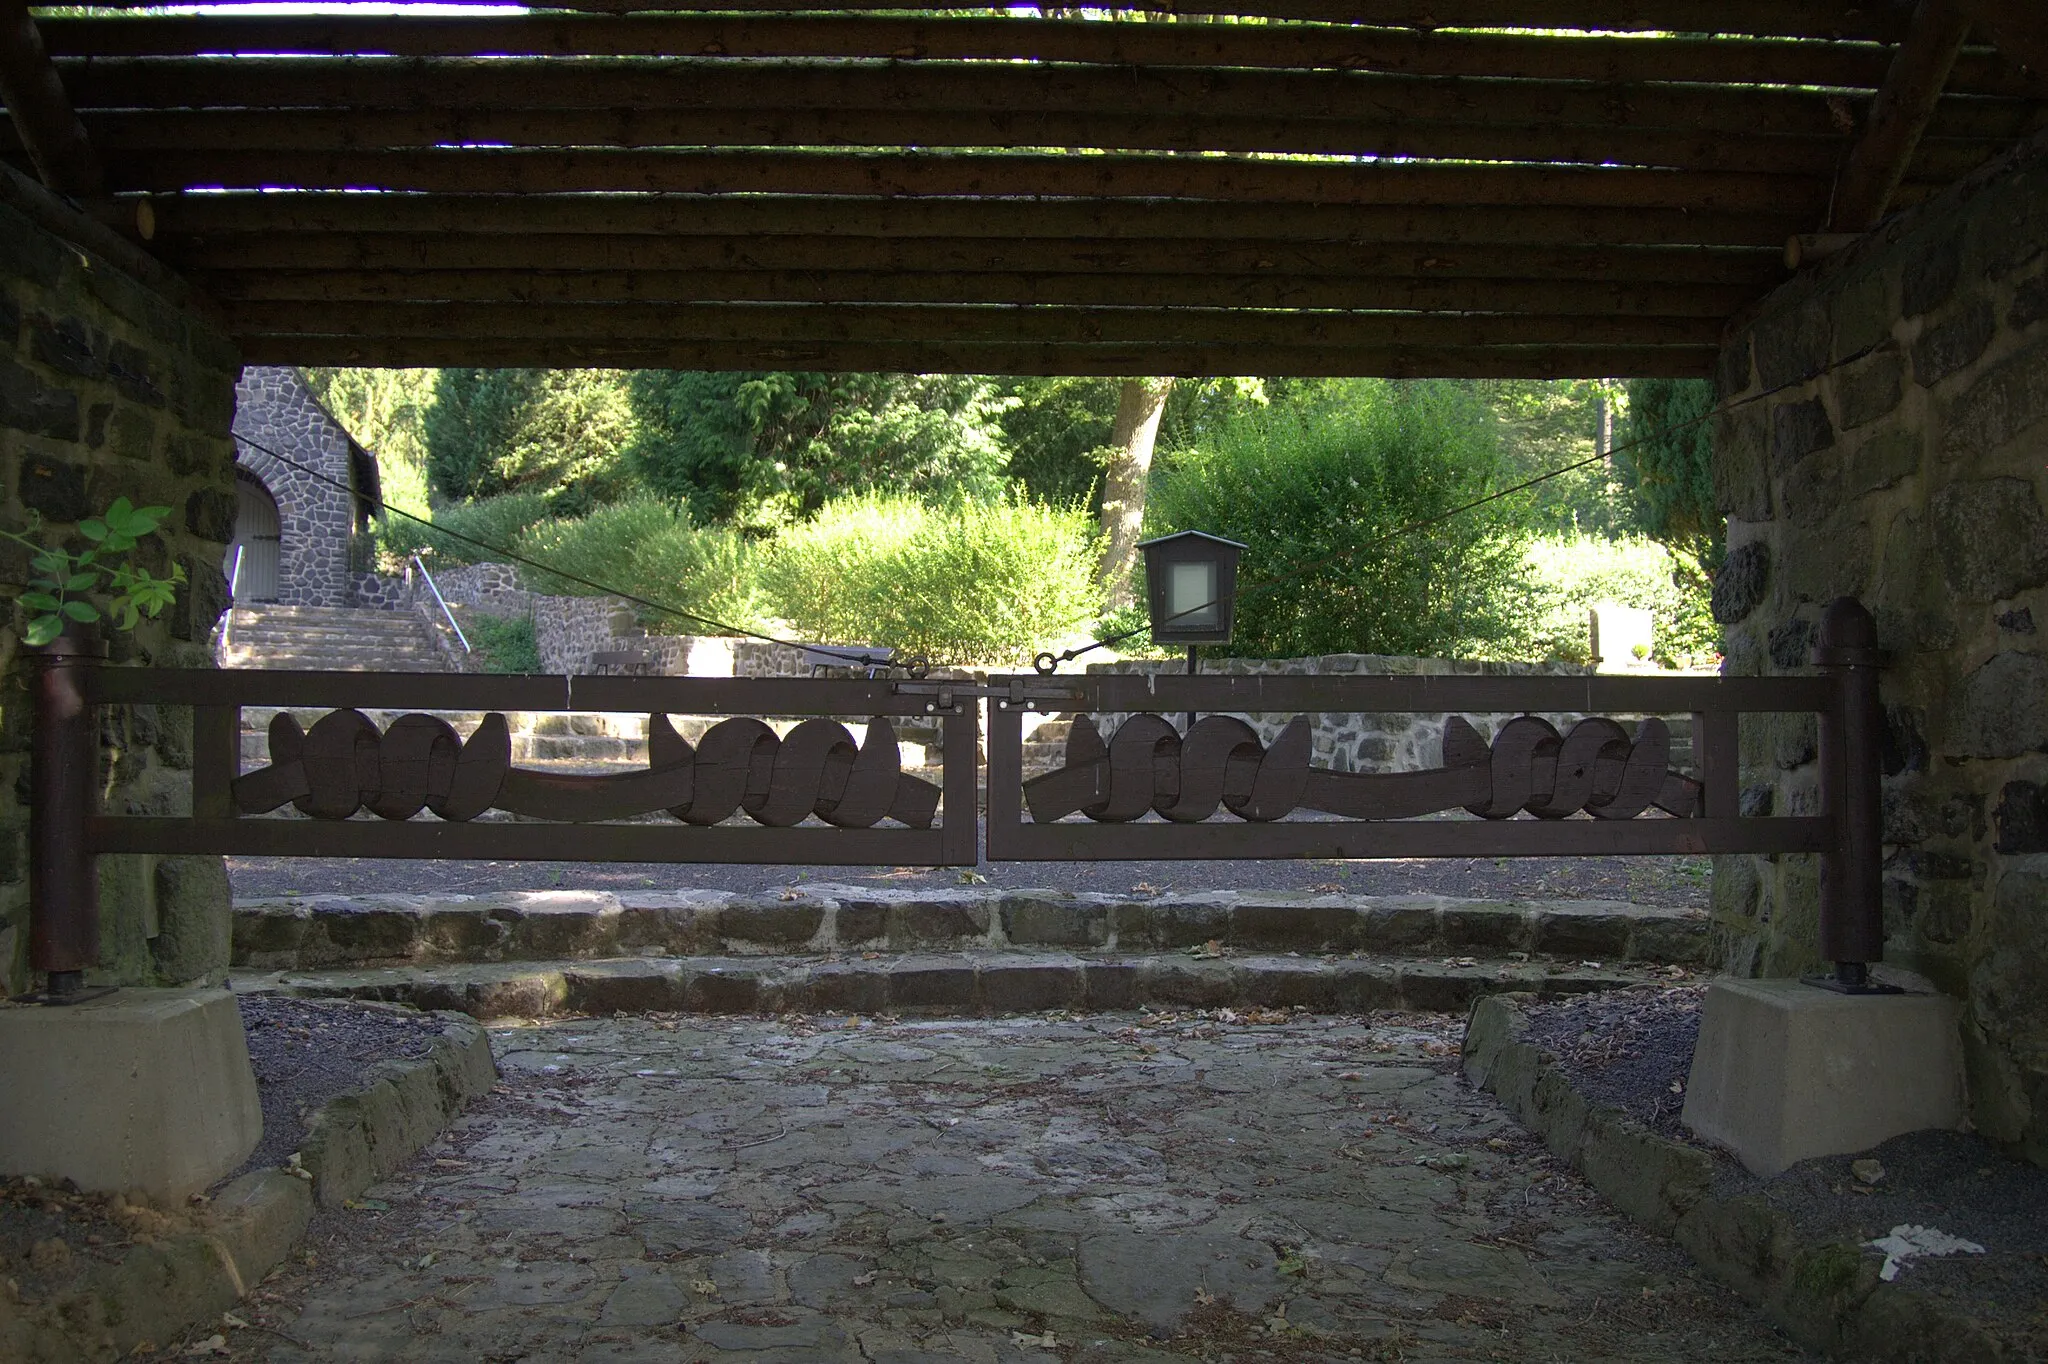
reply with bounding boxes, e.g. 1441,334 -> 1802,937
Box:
86,670 -> 979,866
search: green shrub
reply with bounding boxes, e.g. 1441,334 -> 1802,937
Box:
756,493 -> 1103,664
466,612 -> 541,674
1147,380 -> 1534,660
380,490 -> 552,565
512,496 -> 763,633
1510,534 -> 1718,666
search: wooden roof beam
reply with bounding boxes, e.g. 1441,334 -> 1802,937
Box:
1828,0 -> 1972,233
45,1 -> 1911,43
0,0 -> 100,196
239,335 -> 1718,379
1953,0 -> 2048,83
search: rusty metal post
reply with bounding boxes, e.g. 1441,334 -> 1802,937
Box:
27,633 -> 103,1002
1813,597 -> 1886,991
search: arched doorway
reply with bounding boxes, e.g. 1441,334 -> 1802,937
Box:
227,472 -> 281,602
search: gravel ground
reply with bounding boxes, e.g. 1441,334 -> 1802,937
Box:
235,995 -> 448,1178
228,840 -> 1715,908
1519,985 -> 2048,1352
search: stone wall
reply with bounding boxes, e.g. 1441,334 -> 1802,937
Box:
230,367 -> 358,608
0,189 -> 241,997
1085,653 -> 1598,773
1709,135 -> 2048,1162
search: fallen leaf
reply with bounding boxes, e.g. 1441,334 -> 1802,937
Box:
1011,1329 -> 1058,1348
852,1271 -> 877,1287
691,1279 -> 719,1295
1852,1158 -> 1886,1186
779,888 -> 805,901
343,1198 -> 389,1211
957,870 -> 988,884
183,1336 -> 229,1357
1193,1288 -> 1216,1306
1131,882 -> 1162,895
221,1313 -> 250,1329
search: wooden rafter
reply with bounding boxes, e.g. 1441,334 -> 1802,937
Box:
1952,0 -> 2048,81
0,0 -> 100,196
1828,0 -> 1973,233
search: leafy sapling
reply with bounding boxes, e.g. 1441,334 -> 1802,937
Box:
4,497 -> 186,646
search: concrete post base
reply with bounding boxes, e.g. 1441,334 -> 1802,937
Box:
1681,977 -> 1965,1177
0,987 -> 262,1204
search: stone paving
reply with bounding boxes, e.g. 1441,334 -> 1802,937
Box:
211,1010 -> 1812,1363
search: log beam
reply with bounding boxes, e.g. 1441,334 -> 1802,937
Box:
0,0 -> 100,196
97,149 -> 1830,216
53,58 -> 1903,145
123,192 -> 1803,249
236,334 -> 1718,379
214,299 -> 1723,348
45,16 -> 2027,95
196,267 -> 1758,317
1953,0 -> 2048,82
1828,0 -> 1973,233
40,1 -> 1912,43
154,232 -> 1784,285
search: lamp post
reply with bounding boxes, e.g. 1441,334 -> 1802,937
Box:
1138,531 -> 1245,730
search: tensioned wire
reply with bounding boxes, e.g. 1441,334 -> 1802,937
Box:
234,357 -> 1827,677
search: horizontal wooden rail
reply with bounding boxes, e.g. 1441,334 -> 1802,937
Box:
98,150 -> 1833,214
32,16 -> 1963,91
990,817 -> 1836,861
236,336 -> 1718,377
196,268 -> 1761,318
32,0 -> 1917,43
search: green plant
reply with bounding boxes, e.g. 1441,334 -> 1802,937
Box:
756,492 -> 1103,664
1147,380 -> 1535,660
466,612 -> 541,674
3,498 -> 185,646
1507,534 -> 1717,666
514,496 -> 763,631
379,490 -> 553,564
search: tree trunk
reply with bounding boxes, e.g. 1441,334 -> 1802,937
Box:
1096,376 -> 1173,611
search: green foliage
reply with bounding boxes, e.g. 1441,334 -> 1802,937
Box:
300,367 -> 436,526
1147,380 -> 1534,660
1616,378 -> 1722,577
513,497 -> 763,632
994,376 -> 1269,511
756,493 -> 1103,664
466,612 -> 542,674
1509,535 -> 1718,666
1474,379 -> 1637,537
627,372 -> 1011,529
2,498 -> 185,646
380,490 -> 553,565
424,368 -> 638,513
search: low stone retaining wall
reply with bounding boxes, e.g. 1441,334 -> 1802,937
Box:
230,886 -> 1710,972
235,951 -> 1659,1023
1462,994 -> 2008,1362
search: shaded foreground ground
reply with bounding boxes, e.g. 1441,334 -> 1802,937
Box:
227,850 -> 1714,910
203,1010 -> 1805,1363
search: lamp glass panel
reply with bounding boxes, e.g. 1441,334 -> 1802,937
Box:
1167,560 -> 1218,628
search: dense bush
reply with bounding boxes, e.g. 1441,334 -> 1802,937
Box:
627,372 -> 1011,528
1616,377 -> 1721,578
425,368 -> 638,513
466,612 -> 542,674
1147,380 -> 1534,660
756,494 -> 1102,664
379,490 -> 553,564
1510,535 -> 1718,666
512,497 -> 763,633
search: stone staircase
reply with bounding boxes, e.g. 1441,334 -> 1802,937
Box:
218,604 -> 450,672
229,885 -> 1708,1022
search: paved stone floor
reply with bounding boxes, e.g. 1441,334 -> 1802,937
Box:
214,1010 -> 1811,1363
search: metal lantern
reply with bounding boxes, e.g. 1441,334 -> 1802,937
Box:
1139,530 -> 1245,647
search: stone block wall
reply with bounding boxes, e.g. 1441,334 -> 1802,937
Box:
1709,136 -> 2048,1161
231,367 -> 356,607
0,192 -> 241,997
1085,654 -> 1596,774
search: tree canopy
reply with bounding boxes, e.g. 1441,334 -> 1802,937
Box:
423,368 -> 638,515
1615,377 -> 1722,579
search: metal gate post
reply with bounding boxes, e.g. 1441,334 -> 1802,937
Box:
25,634 -> 104,1002
1813,596 -> 1885,990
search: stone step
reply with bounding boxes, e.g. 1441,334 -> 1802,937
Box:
230,949 -> 1670,1022
230,886 -> 1709,973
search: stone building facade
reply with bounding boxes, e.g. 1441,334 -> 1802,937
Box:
1710,137 -> 2048,1163
0,190 -> 241,998
229,366 -> 378,608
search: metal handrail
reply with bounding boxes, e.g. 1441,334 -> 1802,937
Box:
218,543 -> 244,657
410,554 -> 471,654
